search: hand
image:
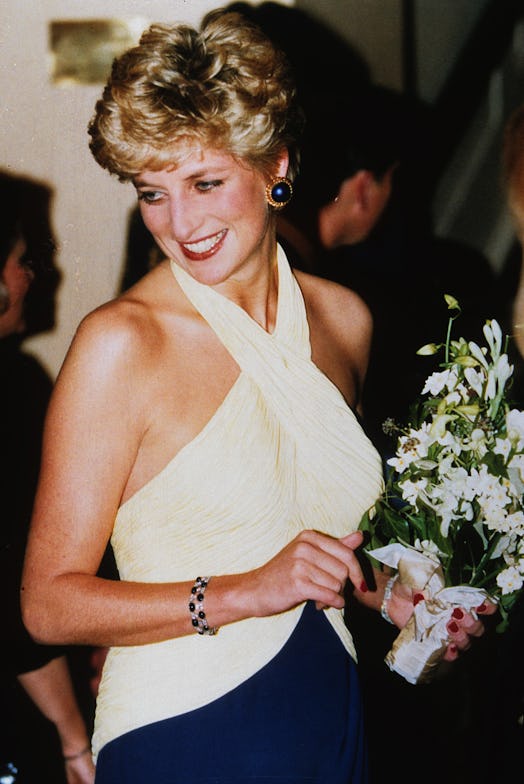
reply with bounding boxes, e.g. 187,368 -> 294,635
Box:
442,602 -> 498,661
251,529 -> 365,616
390,582 -> 498,659
63,748 -> 95,784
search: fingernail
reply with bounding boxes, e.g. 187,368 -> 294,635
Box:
413,593 -> 424,606
476,603 -> 487,613
451,608 -> 464,620
359,580 -> 368,593
448,643 -> 458,655
448,621 -> 459,634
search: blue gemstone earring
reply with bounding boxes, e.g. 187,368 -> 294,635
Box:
266,177 -> 293,209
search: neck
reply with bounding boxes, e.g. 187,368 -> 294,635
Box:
224,247 -> 279,332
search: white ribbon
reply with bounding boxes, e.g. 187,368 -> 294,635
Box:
368,543 -> 493,684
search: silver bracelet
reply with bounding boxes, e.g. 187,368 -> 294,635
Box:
381,574 -> 397,625
189,576 -> 219,635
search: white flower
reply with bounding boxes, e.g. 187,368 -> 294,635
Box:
507,409 -> 524,443
422,368 -> 459,396
387,453 -> 412,474
483,319 -> 503,359
436,430 -> 462,455
494,437 -> 512,460
494,354 -> 513,393
445,390 -> 462,406
505,511 -> 524,534
413,538 -> 446,561
468,341 -> 489,370
497,565 -> 524,595
399,477 -> 428,506
464,366 -> 486,397
491,534 -> 514,559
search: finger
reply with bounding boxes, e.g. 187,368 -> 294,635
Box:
450,607 -> 485,638
443,642 -> 459,662
298,531 -> 364,584
287,547 -> 349,608
340,530 -> 364,550
446,618 -> 471,651
295,531 -> 366,598
293,539 -> 352,585
338,531 -> 366,590
476,600 -> 498,616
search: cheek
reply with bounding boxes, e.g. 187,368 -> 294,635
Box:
227,182 -> 268,226
4,267 -> 31,303
139,204 -> 168,235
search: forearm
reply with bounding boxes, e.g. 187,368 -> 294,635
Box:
21,571 -> 259,648
17,655 -> 90,755
22,530 -> 368,648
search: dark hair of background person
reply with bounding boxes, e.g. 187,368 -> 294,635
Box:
0,170 -> 60,336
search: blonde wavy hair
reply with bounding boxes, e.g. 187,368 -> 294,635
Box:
88,9 -> 303,183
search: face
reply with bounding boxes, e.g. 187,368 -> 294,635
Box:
318,168 -> 393,249
135,148 -> 281,289
0,237 -> 34,338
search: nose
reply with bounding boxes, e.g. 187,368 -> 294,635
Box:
169,195 -> 202,241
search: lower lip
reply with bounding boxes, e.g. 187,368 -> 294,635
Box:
181,231 -> 227,261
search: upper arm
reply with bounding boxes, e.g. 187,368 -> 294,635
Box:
26,305 -> 147,580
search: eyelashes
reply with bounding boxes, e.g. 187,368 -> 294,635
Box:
137,179 -> 225,204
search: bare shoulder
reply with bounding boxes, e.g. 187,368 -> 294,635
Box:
293,268 -> 372,344
60,262 -> 174,382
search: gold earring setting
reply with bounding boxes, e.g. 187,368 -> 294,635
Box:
266,177 -> 293,209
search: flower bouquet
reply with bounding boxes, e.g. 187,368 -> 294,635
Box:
360,296 -> 524,684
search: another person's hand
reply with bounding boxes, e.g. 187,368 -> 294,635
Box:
63,747 -> 95,784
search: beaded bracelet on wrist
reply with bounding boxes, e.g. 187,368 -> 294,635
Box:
381,574 -> 397,625
189,576 -> 219,635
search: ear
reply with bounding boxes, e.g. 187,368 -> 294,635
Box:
275,149 -> 290,178
353,170 -> 378,211
353,167 -> 393,223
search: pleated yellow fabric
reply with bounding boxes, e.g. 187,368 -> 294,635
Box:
92,246 -> 383,759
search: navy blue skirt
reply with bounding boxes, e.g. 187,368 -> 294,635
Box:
95,602 -> 367,783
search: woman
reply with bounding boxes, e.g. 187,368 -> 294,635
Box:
21,10 -> 485,783
0,171 -> 94,784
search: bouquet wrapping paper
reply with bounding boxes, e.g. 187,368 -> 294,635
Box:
369,543 -> 490,684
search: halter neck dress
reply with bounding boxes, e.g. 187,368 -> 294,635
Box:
93,246 -> 383,783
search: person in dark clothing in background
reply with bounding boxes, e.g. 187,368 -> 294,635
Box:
0,170 -> 94,784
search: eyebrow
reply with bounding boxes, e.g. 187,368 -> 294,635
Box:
134,166 -> 228,189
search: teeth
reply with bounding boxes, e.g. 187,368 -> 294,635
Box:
184,230 -> 226,254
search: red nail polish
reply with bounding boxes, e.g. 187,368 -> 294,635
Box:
451,608 -> 464,620
413,593 -> 424,606
448,621 -> 459,634
448,643 -> 458,655
476,603 -> 487,613
359,580 -> 368,593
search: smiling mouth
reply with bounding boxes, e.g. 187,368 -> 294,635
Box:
182,229 -> 227,257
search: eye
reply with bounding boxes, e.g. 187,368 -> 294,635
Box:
195,179 -> 223,192
137,189 -> 164,205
